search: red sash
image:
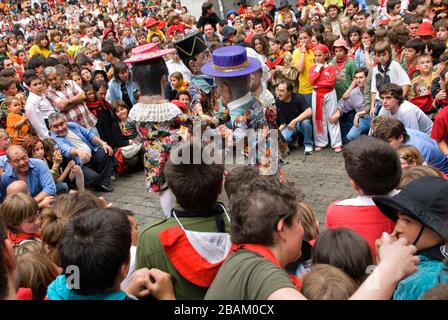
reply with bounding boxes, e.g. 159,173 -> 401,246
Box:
314,87 -> 333,134
236,243 -> 302,290
7,231 -> 41,246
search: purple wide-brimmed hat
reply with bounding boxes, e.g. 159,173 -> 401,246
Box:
201,46 -> 262,78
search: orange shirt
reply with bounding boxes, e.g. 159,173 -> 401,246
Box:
6,113 -> 30,144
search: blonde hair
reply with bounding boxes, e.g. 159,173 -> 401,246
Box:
399,165 -> 443,189
0,193 -> 39,233
4,96 -> 20,110
16,252 -> 60,300
170,71 -> 184,82
301,264 -> 357,300
298,202 -> 319,241
40,191 -> 105,263
396,145 -> 424,167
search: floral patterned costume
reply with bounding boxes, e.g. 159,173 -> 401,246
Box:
127,101 -> 186,193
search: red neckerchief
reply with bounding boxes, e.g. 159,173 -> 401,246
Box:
8,231 -> 41,245
407,64 -> 417,80
394,46 -> 404,61
236,243 -> 302,289
266,50 -> 285,69
86,100 -> 109,117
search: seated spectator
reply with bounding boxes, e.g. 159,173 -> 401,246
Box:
326,136 -> 399,255
377,83 -> 433,135
137,142 -> 230,300
0,193 -> 41,246
48,112 -> 114,192
46,208 -> 175,300
373,176 -> 448,300
0,145 -> 56,204
399,166 -> 444,189
373,117 -> 448,174
396,145 -> 425,168
205,175 -> 419,300
301,264 -> 357,300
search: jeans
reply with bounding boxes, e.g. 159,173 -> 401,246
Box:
301,94 -> 312,109
281,118 -> 313,147
82,147 -> 114,187
346,115 -> 371,141
339,110 -> 356,144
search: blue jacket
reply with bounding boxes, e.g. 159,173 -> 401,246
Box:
0,158 -> 56,200
106,78 -> 138,105
50,122 -> 99,166
393,255 -> 448,300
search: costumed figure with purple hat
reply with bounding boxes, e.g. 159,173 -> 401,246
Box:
124,43 -> 193,217
201,45 -> 285,179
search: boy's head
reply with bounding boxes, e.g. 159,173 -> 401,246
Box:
164,142 -> 225,212
0,193 -> 40,235
434,19 -> 448,41
57,208 -> 131,295
374,41 -> 392,65
373,117 -> 410,149
224,166 -> 259,200
27,53 -> 46,75
0,77 -> 17,97
379,83 -> 405,112
416,54 -> 433,75
301,264 -> 357,300
343,136 -> 401,196
22,70 -> 44,95
407,16 -> 423,38
405,38 -> 426,63
427,38 -> 446,61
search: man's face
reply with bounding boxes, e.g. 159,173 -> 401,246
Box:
3,59 -> 14,69
8,148 -> 29,175
381,93 -> 400,112
392,4 -> 401,15
347,4 -> 356,16
50,117 -> 68,137
354,72 -> 366,88
276,83 -> 291,101
46,72 -> 62,90
254,23 -> 264,34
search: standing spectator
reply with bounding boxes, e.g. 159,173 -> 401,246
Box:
196,2 -> 221,32
106,62 -> 138,109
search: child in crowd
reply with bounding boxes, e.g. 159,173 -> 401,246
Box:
312,228 -> 375,285
326,136 -> 400,255
309,44 -> 342,152
46,208 -> 175,300
331,38 -> 357,101
0,129 -> 9,156
397,145 -> 425,168
165,71 -> 189,101
370,41 -> 411,118
373,176 -> 448,299
408,55 -> 436,114
405,38 -> 426,80
301,264 -> 357,300
399,166 -> 444,189
0,193 -> 41,246
5,96 -> 30,145
70,72 -> 83,87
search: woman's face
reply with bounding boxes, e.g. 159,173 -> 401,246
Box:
119,69 -> 129,82
115,106 -> 128,121
40,37 -> 48,47
282,40 -> 292,52
361,32 -> 372,46
329,7 -> 338,18
269,41 -> 280,54
170,77 -> 180,87
86,89 -> 96,102
8,37 -> 17,48
350,32 -> 360,45
81,69 -> 92,82
311,36 -> 319,45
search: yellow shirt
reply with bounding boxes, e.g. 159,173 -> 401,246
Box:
147,29 -> 166,43
28,44 -> 51,58
292,48 -> 314,95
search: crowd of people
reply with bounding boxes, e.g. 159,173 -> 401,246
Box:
0,0 -> 447,301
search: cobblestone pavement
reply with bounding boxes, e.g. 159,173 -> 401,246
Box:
95,147 -> 355,230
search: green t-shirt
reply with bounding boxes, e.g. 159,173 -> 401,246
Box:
331,58 -> 357,100
205,249 -> 296,300
137,215 -> 229,300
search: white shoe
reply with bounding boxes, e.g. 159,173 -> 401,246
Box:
304,145 -> 313,155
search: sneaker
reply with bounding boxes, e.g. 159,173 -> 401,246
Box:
314,146 -> 324,152
304,145 -> 313,155
334,146 -> 343,153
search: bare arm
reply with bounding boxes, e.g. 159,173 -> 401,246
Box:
402,85 -> 410,98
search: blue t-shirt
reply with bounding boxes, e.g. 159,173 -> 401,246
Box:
406,128 -> 448,174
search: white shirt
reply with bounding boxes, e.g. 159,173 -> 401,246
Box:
25,92 -> 55,139
166,59 -> 192,83
378,100 -> 433,135
65,129 -> 92,156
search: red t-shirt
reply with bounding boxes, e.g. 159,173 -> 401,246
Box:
326,196 -> 396,257
430,105 -> 448,144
